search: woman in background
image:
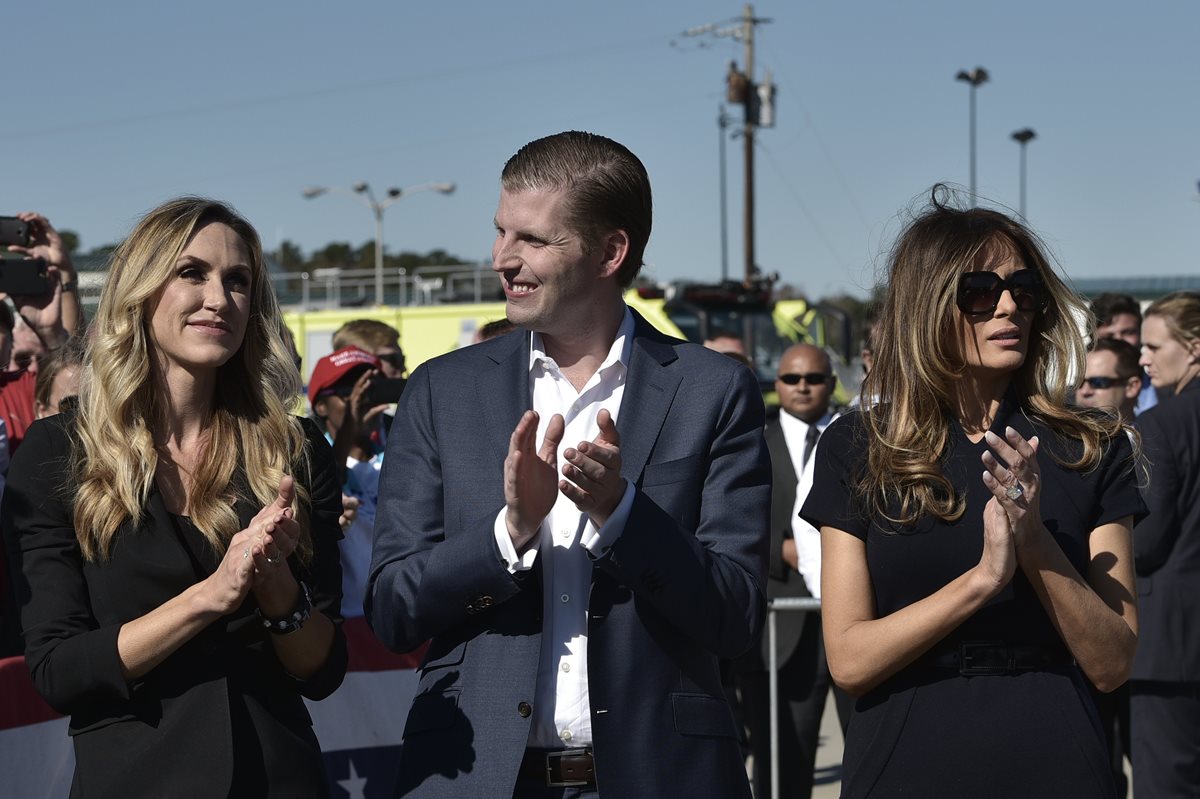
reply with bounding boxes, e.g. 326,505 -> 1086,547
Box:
804,192 -> 1141,797
1129,291 -> 1200,798
3,197 -> 346,797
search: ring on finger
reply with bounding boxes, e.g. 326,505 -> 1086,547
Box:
242,546 -> 250,560
265,550 -> 282,566
1005,481 -> 1025,501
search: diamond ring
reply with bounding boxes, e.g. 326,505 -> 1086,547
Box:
242,547 -> 250,560
265,552 -> 282,566
1005,482 -> 1024,501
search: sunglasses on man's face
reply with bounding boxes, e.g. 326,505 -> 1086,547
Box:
1081,375 -> 1129,390
377,351 -> 406,371
956,269 -> 1048,315
777,372 -> 830,386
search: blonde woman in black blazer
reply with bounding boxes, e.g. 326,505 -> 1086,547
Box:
2,197 -> 346,798
1131,291 -> 1200,798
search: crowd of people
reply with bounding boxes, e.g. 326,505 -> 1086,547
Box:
0,132 -> 1197,799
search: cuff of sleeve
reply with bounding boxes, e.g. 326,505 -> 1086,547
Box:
494,510 -> 539,573
582,479 -> 634,559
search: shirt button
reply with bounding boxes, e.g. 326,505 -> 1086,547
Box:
560,729 -> 573,742
517,701 -> 532,718
561,662 -> 571,673
560,528 -> 571,539
560,594 -> 570,603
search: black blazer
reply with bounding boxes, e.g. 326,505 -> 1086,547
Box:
365,316 -> 771,798
1133,380 -> 1200,682
736,416 -> 814,671
1,414 -> 347,798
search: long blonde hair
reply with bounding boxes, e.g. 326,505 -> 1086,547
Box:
74,197 -> 311,562
858,188 -> 1123,527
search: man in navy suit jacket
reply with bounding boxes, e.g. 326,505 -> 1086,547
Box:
366,131 -> 770,798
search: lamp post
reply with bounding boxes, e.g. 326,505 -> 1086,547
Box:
302,180 -> 456,305
1011,128 -> 1036,219
955,67 -> 989,206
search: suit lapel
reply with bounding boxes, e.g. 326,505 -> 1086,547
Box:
477,329 -> 533,468
618,315 -> 682,481
765,420 -> 798,490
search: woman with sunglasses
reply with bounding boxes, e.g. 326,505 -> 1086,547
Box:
1128,291 -> 1200,798
803,192 -> 1142,798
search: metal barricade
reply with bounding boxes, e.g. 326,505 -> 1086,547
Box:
766,596 -> 822,799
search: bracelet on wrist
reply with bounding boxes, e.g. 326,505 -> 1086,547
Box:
254,580 -> 312,635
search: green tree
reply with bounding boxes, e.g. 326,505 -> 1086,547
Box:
59,230 -> 81,254
308,242 -> 354,271
274,240 -> 305,273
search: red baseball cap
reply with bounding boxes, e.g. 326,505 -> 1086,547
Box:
307,346 -> 380,406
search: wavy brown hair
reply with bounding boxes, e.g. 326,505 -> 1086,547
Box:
74,197 -> 312,562
858,187 -> 1124,526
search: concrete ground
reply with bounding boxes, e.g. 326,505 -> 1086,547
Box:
811,689 -> 844,799
746,688 -> 844,799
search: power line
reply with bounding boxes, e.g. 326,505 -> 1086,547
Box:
755,138 -> 852,273
758,42 -> 873,235
0,36 -> 668,142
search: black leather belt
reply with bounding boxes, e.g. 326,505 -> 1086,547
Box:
930,640 -> 1073,676
518,747 -> 595,788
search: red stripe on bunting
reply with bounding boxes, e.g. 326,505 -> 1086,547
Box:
0,656 -> 60,731
342,616 -> 427,672
0,621 -> 425,731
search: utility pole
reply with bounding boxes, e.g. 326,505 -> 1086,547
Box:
686,6 -> 772,285
718,105 -> 732,281
741,5 -> 756,285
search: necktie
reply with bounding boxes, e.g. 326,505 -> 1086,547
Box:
801,424 -> 821,469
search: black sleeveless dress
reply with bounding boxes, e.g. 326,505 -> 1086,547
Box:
802,400 -> 1144,798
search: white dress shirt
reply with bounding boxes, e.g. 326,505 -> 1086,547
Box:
778,409 -> 833,598
493,307 -> 637,749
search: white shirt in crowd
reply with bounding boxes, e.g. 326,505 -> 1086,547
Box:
493,307 -> 637,749
778,409 -> 834,599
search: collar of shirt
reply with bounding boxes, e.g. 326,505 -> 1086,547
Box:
778,409 -> 833,444
528,305 -> 635,384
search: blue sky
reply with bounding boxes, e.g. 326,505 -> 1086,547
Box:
6,0 -> 1197,300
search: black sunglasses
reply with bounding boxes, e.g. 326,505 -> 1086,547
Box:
1082,375 -> 1129,390
778,372 -> 830,386
377,351 -> 406,371
956,269 -> 1048,315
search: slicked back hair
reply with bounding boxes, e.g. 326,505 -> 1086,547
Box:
501,131 -> 652,288
1090,338 -> 1141,380
1090,292 -> 1142,328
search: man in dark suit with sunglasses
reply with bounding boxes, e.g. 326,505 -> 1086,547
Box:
735,343 -> 847,798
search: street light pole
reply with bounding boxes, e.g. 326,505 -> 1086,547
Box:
1011,128 -> 1036,219
955,67 -> 989,206
302,180 -> 456,305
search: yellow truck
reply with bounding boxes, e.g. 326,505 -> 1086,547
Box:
284,280 -> 853,405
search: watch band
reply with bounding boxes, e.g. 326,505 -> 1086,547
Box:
255,580 -> 312,634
